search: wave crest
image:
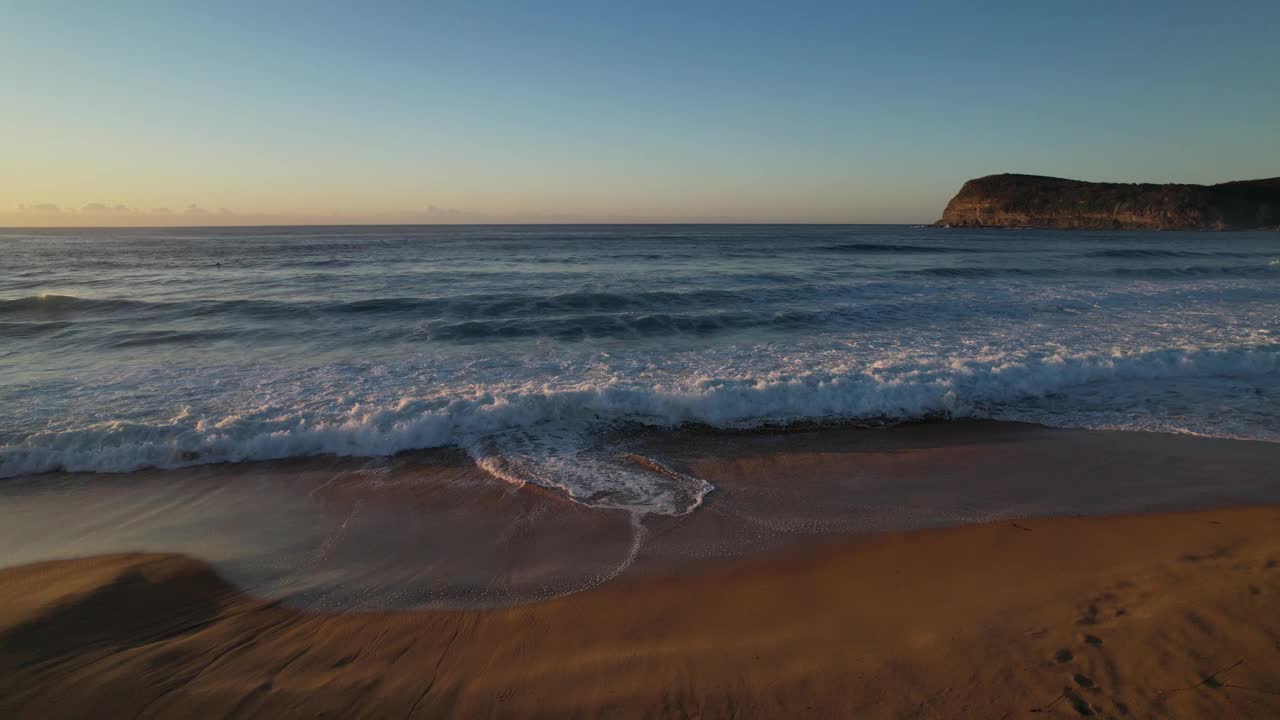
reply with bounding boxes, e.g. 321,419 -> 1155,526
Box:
3,343 -> 1277,514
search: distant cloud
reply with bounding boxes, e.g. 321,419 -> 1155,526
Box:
395,204 -> 742,224
80,203 -> 133,215
3,201 -> 253,226
16,203 -> 63,215
5,201 -> 764,227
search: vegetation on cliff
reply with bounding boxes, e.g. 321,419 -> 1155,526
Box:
936,174 -> 1280,230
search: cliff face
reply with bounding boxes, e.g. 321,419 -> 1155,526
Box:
935,174 -> 1280,230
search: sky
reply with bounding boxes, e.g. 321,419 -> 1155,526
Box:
2,1 -> 1278,226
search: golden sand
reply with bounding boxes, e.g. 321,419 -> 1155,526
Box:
3,504 -> 1278,718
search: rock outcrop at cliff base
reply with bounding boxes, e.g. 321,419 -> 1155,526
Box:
935,174 -> 1280,230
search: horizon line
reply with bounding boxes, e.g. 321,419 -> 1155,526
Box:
0,221 -> 931,230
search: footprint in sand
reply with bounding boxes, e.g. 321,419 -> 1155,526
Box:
1061,687 -> 1098,716
1076,603 -> 1100,626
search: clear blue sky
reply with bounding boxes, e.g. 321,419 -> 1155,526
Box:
2,1 -> 1277,225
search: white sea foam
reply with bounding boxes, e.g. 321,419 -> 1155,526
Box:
5,226 -> 1280,515
3,342 -> 1278,513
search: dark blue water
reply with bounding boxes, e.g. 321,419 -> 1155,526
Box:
3,225 -> 1278,513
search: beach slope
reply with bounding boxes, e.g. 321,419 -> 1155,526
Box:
3,506 -> 1279,719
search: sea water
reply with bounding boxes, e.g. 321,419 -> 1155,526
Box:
3,225 -> 1278,515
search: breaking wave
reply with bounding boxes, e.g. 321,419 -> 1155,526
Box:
3,343 -> 1277,513
822,242 -> 973,254
1084,248 -> 1258,259
6,225 -> 1280,516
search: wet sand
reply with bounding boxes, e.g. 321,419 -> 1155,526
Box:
0,450 -> 639,608
3,508 -> 1280,718
2,422 -> 1280,717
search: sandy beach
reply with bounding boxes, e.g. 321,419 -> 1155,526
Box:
2,423 -> 1280,718
2,507 -> 1279,718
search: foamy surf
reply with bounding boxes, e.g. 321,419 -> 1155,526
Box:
4,225 -> 1279,514
3,342 -> 1278,513
471,424 -> 714,516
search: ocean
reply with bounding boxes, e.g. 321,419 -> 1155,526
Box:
3,224 -> 1279,516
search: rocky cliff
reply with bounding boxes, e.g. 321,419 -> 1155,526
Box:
935,174 -> 1280,230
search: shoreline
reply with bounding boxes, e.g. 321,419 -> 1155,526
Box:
3,421 -> 1280,716
3,505 -> 1279,718
4,421 -> 1280,610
